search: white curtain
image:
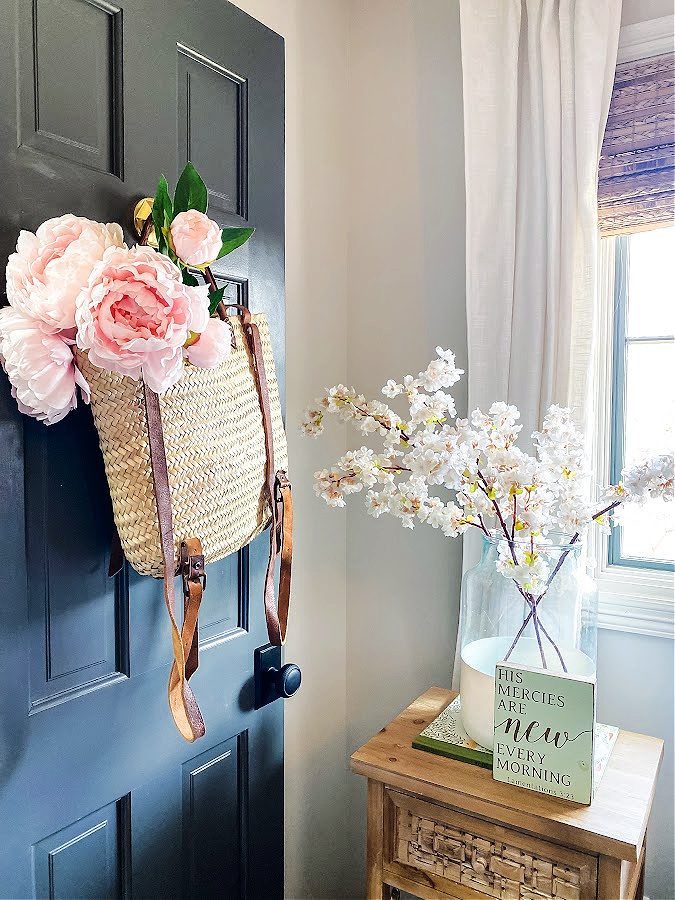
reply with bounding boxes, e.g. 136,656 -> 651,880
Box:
453,0 -> 621,686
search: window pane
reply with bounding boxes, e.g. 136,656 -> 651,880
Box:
627,226 -> 675,338
619,500 -> 675,562
621,339 -> 675,563
624,340 -> 675,464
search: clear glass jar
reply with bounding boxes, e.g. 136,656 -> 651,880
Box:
458,533 -> 598,749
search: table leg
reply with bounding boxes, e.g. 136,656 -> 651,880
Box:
366,780 -> 390,899
598,856 -> 622,899
635,838 -> 646,900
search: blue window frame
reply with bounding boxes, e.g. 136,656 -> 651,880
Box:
609,233 -> 675,572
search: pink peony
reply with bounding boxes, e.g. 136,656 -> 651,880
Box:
185,318 -> 232,369
0,306 -> 90,424
6,215 -> 124,335
170,210 -> 222,268
75,245 -> 209,393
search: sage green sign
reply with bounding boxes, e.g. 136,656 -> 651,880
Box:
492,662 -> 596,804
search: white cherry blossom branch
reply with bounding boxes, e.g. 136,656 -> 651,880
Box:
302,346 -> 674,663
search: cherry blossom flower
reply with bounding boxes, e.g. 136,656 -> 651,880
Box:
621,455 -> 674,503
302,345 -> 674,591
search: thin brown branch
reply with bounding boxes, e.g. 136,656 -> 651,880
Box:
139,216 -> 153,246
203,266 -> 229,321
340,397 -> 411,445
477,468 -> 518,565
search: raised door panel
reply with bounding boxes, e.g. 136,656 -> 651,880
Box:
198,546 -> 244,648
32,797 -> 129,899
177,44 -> 248,220
25,410 -> 130,710
182,734 -> 247,898
18,0 -> 123,177
29,730 -> 248,899
175,38 -> 253,652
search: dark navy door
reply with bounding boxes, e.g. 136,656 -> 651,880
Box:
0,1 -> 285,897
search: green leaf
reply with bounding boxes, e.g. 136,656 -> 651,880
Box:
152,175 -> 172,254
173,161 -> 208,215
182,270 -> 200,287
217,227 -> 255,259
208,285 -> 226,317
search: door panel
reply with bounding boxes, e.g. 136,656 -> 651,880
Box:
0,1 -> 285,897
177,44 -> 248,220
32,798 -> 128,900
25,412 -> 128,711
18,0 -> 124,178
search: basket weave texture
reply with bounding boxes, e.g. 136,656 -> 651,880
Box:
75,314 -> 287,578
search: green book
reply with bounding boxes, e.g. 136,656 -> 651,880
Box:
412,697 -> 493,769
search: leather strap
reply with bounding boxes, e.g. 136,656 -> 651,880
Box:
143,303 -> 292,740
223,304 -> 293,646
144,383 -> 205,742
109,264 -> 292,737
273,471 -> 293,644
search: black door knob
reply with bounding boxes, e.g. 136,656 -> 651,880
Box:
254,644 -> 302,708
270,663 -> 302,698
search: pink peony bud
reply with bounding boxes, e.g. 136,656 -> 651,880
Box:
185,318 -> 232,369
170,210 -> 222,268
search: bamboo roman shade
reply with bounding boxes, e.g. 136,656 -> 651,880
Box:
598,52 -> 674,236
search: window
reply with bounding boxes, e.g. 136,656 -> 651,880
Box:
609,227 -> 675,571
591,231 -> 674,638
592,18 -> 674,636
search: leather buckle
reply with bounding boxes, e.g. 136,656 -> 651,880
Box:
274,472 -> 290,551
180,542 -> 207,595
274,470 -> 290,501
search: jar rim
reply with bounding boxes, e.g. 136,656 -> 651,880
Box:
482,530 -> 583,551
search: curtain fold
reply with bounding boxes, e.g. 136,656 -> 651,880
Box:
459,0 -> 621,442
453,0 -> 621,687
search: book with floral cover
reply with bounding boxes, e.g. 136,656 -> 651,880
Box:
412,696 -> 492,767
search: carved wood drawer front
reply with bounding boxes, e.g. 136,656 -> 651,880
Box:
384,790 -> 598,900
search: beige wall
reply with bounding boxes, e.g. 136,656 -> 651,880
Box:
345,1 -> 466,896
231,1 -> 466,896
230,1 -> 351,897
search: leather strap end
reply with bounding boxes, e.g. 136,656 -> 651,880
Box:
108,526 -> 125,577
263,470 -> 293,647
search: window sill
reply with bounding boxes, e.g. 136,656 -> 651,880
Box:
597,555 -> 674,639
599,590 -> 674,639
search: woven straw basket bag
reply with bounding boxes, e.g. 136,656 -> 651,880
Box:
75,313 -> 286,576
74,304 -> 292,743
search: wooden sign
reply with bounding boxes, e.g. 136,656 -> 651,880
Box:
492,662 -> 597,804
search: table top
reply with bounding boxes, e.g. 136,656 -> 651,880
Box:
350,687 -> 663,862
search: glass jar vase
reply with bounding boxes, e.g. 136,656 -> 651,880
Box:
458,533 -> 598,749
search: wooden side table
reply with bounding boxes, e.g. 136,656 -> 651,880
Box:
351,688 -> 663,900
